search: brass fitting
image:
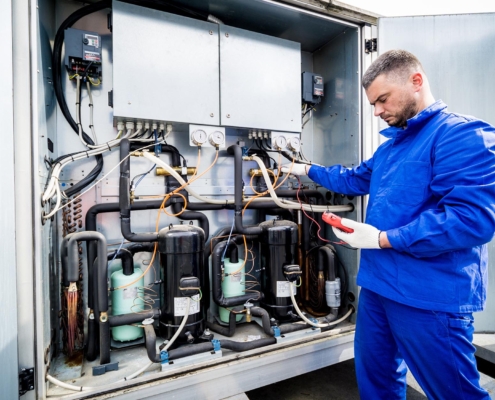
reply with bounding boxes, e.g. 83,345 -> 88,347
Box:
249,168 -> 275,177
131,150 -> 153,157
156,167 -> 196,176
100,311 -> 108,323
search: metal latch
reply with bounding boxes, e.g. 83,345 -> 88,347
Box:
365,38 -> 377,53
19,368 -> 35,396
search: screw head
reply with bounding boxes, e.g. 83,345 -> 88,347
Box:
225,33 -> 229,37
210,113 -> 214,117
209,30 -> 213,35
226,114 -> 231,118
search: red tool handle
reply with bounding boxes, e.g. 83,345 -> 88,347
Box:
322,212 -> 354,233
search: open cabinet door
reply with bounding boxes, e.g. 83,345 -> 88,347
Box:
378,13 -> 495,334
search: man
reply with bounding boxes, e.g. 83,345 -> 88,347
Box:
284,50 -> 495,399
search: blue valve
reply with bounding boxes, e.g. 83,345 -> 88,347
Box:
160,350 -> 169,364
212,339 -> 221,352
272,326 -> 281,338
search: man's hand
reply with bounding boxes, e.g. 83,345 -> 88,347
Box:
281,163 -> 308,175
332,218 -> 388,249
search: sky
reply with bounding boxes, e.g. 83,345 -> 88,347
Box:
340,0 -> 495,17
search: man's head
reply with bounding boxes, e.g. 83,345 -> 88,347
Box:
363,50 -> 434,127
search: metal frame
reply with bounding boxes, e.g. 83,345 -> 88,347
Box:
0,0 -> 19,398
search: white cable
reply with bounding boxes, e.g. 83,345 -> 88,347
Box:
289,285 -> 354,328
250,155 -> 352,213
46,298 -> 192,392
86,81 -> 97,144
43,142 -> 165,219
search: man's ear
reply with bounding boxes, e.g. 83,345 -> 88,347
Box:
411,72 -> 424,92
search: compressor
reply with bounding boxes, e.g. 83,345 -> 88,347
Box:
259,219 -> 299,321
158,224 -> 205,345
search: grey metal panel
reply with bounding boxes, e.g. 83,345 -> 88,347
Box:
378,13 -> 495,332
112,1 -> 220,125
54,330 -> 354,399
310,27 -> 361,317
0,0 -> 19,398
219,24 -> 301,132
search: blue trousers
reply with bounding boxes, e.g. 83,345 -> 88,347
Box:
355,288 -> 489,400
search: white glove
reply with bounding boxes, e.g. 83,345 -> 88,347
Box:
281,163 -> 309,175
332,218 -> 381,249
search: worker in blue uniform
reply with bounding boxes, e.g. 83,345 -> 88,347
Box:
283,50 -> 495,399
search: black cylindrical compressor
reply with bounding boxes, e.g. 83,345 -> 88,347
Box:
259,220 -> 298,321
159,224 -> 205,345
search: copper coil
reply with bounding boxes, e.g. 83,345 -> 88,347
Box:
78,246 -> 83,254
73,214 -> 82,220
73,203 -> 82,210
68,228 -> 77,234
78,220 -> 83,228
67,223 -> 76,229
74,198 -> 82,204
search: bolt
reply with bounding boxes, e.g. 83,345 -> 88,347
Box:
225,33 -> 229,37
227,114 -> 231,118
128,101 -> 131,105
29,386 -> 34,390
210,113 -> 214,117
209,30 -> 213,35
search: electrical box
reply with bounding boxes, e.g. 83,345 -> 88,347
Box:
302,71 -> 324,104
64,28 -> 102,79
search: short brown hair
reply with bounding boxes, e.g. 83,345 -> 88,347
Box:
362,50 -> 424,89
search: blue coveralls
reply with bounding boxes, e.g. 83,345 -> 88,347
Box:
308,100 -> 495,399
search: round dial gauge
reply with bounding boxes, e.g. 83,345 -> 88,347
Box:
209,131 -> 225,146
287,137 -> 301,152
274,136 -> 287,150
191,129 -> 207,145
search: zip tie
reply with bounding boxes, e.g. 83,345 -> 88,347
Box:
85,151 -> 89,158
107,143 -> 111,151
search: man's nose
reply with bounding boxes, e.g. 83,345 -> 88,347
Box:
374,104 -> 383,117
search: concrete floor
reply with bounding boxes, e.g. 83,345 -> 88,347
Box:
245,357 -> 495,400
246,359 -> 426,400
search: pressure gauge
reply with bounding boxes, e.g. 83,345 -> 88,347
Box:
274,136 -> 287,150
287,137 -> 301,152
191,129 -> 207,146
209,131 -> 225,147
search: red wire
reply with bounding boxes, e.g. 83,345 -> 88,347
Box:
295,176 -> 348,247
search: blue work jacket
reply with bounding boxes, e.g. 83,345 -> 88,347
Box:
309,100 -> 495,312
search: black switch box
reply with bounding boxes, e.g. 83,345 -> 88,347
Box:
302,71 -> 324,105
64,28 -> 102,79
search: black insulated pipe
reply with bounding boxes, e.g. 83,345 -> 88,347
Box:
109,308 -> 161,327
220,338 -> 276,352
66,231 -> 110,365
206,309 -> 239,337
227,145 -> 262,235
212,240 -> 262,307
120,139 -> 159,242
108,248 -> 133,276
171,202 -> 210,240
143,324 -> 162,363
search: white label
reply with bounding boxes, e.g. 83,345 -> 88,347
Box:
84,51 -> 101,62
230,273 -> 241,283
123,286 -> 138,300
174,295 -> 200,316
276,281 -> 296,298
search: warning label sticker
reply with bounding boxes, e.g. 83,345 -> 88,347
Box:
230,272 -> 241,283
174,295 -> 200,316
123,286 -> 138,300
276,281 -> 296,298
84,51 -> 101,62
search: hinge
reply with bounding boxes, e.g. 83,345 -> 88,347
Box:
365,38 -> 377,53
19,368 -> 35,396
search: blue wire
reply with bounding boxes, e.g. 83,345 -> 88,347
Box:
134,163 -> 156,189
108,238 -> 125,269
221,217 -> 236,261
